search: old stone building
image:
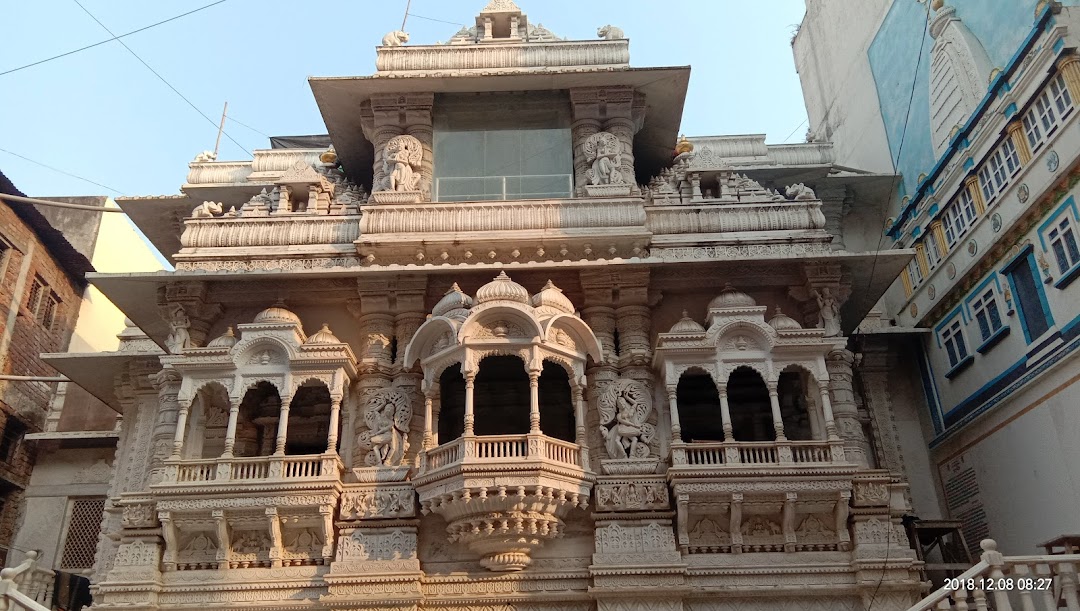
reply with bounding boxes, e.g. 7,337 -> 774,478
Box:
45,2 -> 939,610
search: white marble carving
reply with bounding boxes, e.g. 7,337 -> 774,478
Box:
356,387 -> 412,466
598,379 -> 655,460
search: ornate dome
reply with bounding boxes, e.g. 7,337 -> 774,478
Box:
253,303 -> 302,326
669,311 -> 706,334
207,327 -> 238,348
768,307 -> 802,331
306,323 -> 341,344
708,283 -> 756,309
433,283 -> 474,318
531,280 -> 575,316
475,271 -> 530,305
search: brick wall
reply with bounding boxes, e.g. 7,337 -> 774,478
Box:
0,199 -> 82,554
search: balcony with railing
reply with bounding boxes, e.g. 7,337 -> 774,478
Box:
419,433 -> 584,476
672,439 -> 848,471
156,453 -> 343,491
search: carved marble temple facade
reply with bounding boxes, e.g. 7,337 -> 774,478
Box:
44,2 -> 931,610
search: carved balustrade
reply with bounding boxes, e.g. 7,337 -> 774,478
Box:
673,439 -> 848,469
185,161 -> 253,186
375,40 -> 630,73
645,200 -> 826,236
159,453 -> 343,488
179,216 -> 361,249
909,539 -> 1080,611
420,433 -> 583,474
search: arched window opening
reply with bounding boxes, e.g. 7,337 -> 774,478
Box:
439,367 -> 466,442
777,370 -> 814,441
539,361 -> 574,442
186,384 -> 229,459
676,372 -> 724,443
474,355 -> 529,436
726,367 -> 772,441
240,381 -> 281,457
286,384 -> 332,455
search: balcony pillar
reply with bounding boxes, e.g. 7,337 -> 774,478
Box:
768,386 -> 787,441
666,386 -> 682,443
274,394 -> 293,456
529,369 -> 541,434
826,349 -> 871,468
170,399 -> 192,459
422,389 -> 435,450
221,398 -> 241,458
718,389 -> 734,442
818,383 -> 839,440
572,383 -> 588,465
464,373 -> 475,436
326,395 -> 342,454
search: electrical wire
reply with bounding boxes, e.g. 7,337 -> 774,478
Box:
855,0 -> 933,345
70,0 -> 253,157
781,117 -> 809,144
406,12 -> 467,27
0,147 -> 125,195
225,116 -> 271,139
855,10 -> 933,611
0,1 -> 226,77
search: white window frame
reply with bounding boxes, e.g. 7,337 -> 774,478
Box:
969,286 -> 1004,344
1001,137 -> 1022,177
1023,110 -> 1045,151
908,258 -> 924,286
927,233 -> 943,269
1050,73 -> 1074,119
1034,90 -> 1060,138
939,317 -> 970,369
1045,212 -> 1080,276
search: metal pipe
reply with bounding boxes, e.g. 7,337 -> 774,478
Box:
0,375 -> 68,382
0,193 -> 126,212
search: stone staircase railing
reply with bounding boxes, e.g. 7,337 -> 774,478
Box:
908,539 -> 1080,611
0,551 -> 52,611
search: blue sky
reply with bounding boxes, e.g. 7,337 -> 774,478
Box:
1,0 -> 809,197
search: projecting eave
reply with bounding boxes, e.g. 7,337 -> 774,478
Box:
115,195 -> 193,264
41,349 -> 163,412
309,66 -> 691,187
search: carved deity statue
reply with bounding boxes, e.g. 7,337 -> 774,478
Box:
164,305 -> 192,353
812,287 -> 842,337
357,388 -> 412,467
598,379 -> 655,459
380,135 -> 424,193
382,30 -> 409,46
584,132 -> 625,186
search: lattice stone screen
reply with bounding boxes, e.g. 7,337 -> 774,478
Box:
60,498 -> 106,570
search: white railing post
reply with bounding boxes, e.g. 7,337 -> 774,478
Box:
979,540 -> 1013,611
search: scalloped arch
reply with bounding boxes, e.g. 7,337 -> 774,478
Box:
675,364 -> 721,391
404,317 -> 459,368
712,320 -> 776,350
236,377 -> 286,399
541,314 -> 603,363
722,363 -> 770,387
232,335 -> 298,366
187,379 -> 231,403
459,303 -> 544,343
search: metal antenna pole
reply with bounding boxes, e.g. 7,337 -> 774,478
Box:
213,101 -> 228,158
401,0 -> 411,30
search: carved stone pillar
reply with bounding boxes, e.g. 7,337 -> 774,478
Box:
149,368 -> 182,482
582,306 -> 616,364
158,282 -> 223,348
326,394 -> 342,454
222,397 -> 241,458
570,86 -> 646,196
171,399 -> 192,459
570,118 -> 601,196
464,372 -> 476,436
858,341 -> 908,477
394,312 -> 426,370
361,94 -> 435,200
273,393 -> 293,456
818,186 -> 852,251
615,304 -> 652,367
528,368 -> 541,434
826,349 -> 871,468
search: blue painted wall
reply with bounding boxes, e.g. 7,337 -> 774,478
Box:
867,0 -> 1052,197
